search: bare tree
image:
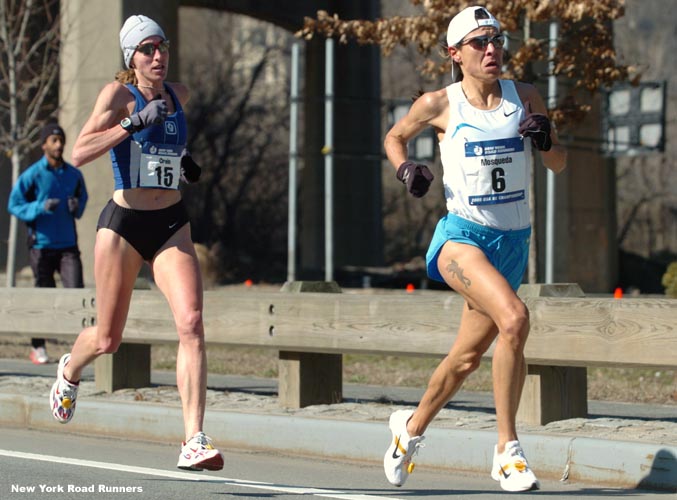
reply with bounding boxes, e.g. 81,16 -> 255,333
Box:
179,10 -> 293,282
616,156 -> 673,255
0,0 -> 60,286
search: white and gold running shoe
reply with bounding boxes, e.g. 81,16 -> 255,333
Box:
491,440 -> 540,492
383,409 -> 425,487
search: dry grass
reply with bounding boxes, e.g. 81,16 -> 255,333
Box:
4,336 -> 674,405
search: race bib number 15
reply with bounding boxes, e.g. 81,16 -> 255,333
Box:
140,143 -> 182,189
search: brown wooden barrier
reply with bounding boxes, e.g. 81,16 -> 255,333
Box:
1,283 -> 675,424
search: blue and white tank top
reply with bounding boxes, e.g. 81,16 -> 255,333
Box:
439,79 -> 532,230
110,83 -> 187,190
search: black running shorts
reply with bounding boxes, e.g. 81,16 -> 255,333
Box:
96,199 -> 190,261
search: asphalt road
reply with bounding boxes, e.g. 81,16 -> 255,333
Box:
1,427 -> 671,500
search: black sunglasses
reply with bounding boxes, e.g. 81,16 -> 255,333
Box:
135,40 -> 170,57
460,34 -> 505,51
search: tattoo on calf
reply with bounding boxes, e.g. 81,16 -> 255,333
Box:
446,260 -> 471,288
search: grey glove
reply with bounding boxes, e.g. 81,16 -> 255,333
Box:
67,197 -> 79,215
130,94 -> 168,131
44,198 -> 60,212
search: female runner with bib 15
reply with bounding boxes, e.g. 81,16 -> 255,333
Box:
48,14 -> 223,472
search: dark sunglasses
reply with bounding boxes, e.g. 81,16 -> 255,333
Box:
460,34 -> 505,51
135,40 -> 170,57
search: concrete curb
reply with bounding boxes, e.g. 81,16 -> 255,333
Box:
2,394 -> 675,492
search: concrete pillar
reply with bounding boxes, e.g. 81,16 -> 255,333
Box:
300,1 -> 383,280
564,96 -> 618,292
528,24 -> 617,293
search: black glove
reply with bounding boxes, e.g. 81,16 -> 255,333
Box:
180,153 -> 202,183
130,94 -> 168,131
44,198 -> 60,212
67,197 -> 79,215
396,161 -> 434,198
518,113 -> 552,151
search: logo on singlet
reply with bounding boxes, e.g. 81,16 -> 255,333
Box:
165,121 -> 177,135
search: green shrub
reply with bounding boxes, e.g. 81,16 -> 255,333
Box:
662,261 -> 677,298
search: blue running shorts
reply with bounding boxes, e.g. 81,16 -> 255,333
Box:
425,213 -> 531,291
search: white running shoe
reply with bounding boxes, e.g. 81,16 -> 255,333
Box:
177,432 -> 224,471
49,354 -> 79,423
491,440 -> 540,492
30,346 -> 49,364
383,409 -> 425,487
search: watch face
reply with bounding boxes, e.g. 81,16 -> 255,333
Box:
121,117 -> 133,132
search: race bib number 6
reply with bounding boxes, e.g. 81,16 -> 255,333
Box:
464,137 -> 527,206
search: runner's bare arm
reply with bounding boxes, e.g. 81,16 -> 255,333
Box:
384,89 -> 448,170
71,82 -> 136,167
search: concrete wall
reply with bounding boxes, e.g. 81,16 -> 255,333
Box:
528,26 -> 617,293
613,0 -> 677,284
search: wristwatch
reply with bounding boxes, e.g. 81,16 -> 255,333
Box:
120,117 -> 135,134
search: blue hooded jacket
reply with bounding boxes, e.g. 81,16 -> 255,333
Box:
8,156 -> 88,249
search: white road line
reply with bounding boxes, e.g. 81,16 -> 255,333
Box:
0,449 -> 402,500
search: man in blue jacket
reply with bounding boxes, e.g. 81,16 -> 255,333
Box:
8,123 -> 88,364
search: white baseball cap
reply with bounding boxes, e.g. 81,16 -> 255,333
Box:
446,6 -> 500,47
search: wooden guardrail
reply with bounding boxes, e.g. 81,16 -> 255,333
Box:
0,283 -> 675,425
